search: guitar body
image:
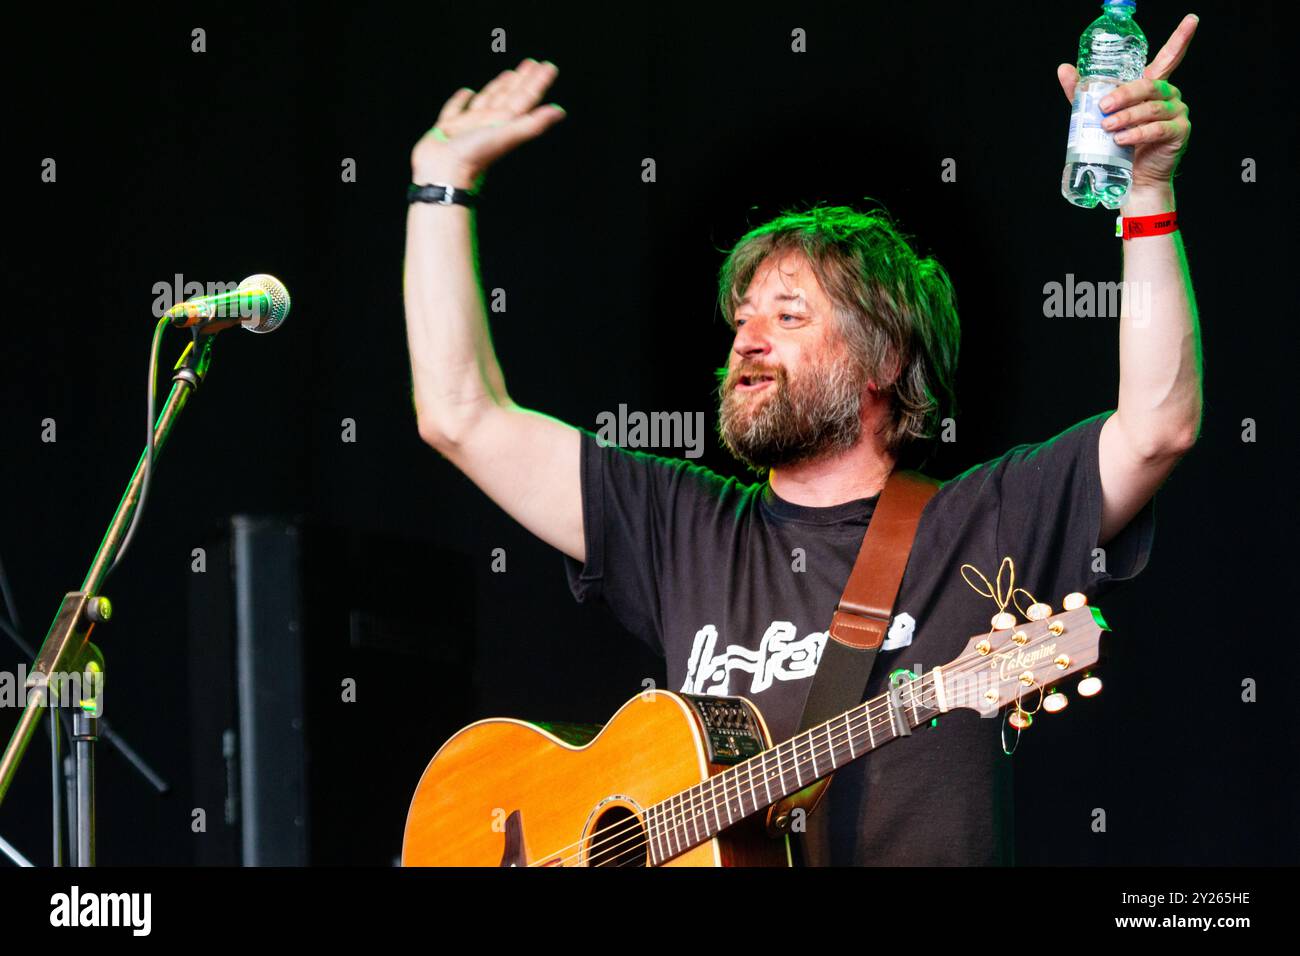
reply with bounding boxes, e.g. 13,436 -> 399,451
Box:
402,689 -> 791,867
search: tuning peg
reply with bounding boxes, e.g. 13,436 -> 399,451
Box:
1063,592 -> 1088,610
1077,672 -> 1103,697
991,611 -> 1016,630
1008,710 -> 1033,730
1043,689 -> 1069,713
1025,602 -> 1052,621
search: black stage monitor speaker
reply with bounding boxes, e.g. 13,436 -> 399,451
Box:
188,517 -> 475,865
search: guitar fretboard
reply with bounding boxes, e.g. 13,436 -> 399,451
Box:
644,673 -> 946,865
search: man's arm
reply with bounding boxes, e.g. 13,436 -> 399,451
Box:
403,60 -> 585,562
1098,181 -> 1202,545
1058,15 -> 1203,546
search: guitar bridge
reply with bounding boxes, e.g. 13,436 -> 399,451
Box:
681,694 -> 766,765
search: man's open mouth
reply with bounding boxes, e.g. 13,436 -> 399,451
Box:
736,372 -> 776,391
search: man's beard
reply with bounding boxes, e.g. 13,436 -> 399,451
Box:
716,347 -> 866,473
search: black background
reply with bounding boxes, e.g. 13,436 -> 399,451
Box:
0,1 -> 1295,866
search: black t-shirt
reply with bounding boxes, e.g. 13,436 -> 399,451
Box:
562,409 -> 1155,865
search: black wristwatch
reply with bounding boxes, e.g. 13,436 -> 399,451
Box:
408,183 -> 479,208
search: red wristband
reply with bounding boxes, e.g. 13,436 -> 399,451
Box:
1115,210 -> 1178,240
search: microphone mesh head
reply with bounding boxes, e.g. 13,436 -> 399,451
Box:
238,274 -> 291,333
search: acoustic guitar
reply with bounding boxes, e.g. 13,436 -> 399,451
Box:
403,595 -> 1108,866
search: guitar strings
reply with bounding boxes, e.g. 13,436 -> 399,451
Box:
635,680 -> 951,865
530,640 -> 1037,866
540,654 -> 998,866
616,607 -> 1072,866
537,667 -> 948,867
577,648 -> 1042,867
537,559 -> 1054,865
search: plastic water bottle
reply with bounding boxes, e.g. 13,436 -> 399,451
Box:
1061,0 -> 1148,209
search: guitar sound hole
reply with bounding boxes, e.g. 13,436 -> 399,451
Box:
588,806 -> 647,867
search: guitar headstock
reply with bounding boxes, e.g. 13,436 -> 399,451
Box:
938,594 -> 1110,719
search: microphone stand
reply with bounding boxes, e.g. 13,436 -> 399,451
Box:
0,602 -> 172,866
0,831 -> 32,867
0,330 -> 215,866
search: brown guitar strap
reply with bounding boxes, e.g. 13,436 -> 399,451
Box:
767,467 -> 941,835
802,467 -> 941,727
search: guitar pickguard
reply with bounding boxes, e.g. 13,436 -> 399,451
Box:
499,809 -> 526,867
680,694 -> 766,765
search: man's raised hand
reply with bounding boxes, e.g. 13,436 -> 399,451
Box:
412,58 -> 565,187
1056,14 -> 1197,189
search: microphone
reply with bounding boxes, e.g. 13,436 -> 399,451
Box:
164,274 -> 291,334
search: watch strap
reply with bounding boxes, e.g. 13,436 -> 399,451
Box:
408,182 -> 479,208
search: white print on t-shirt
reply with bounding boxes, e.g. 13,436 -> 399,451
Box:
681,621 -> 824,696
881,612 -> 916,651
680,613 -> 915,697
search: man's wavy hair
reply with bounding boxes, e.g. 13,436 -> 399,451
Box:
717,203 -> 961,469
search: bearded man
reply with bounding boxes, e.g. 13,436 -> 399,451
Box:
402,29 -> 1200,864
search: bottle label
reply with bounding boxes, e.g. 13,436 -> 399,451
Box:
1066,79 -> 1134,170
